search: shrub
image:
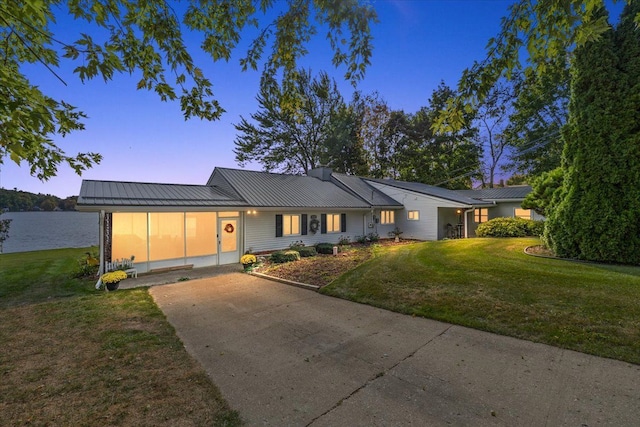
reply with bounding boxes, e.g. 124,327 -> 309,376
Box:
354,235 -> 367,244
525,220 -> 545,237
338,235 -> 351,246
270,250 -> 301,263
316,243 -> 337,254
289,240 -> 305,249
293,246 -> 317,257
72,252 -> 99,278
476,217 -> 544,238
367,232 -> 380,242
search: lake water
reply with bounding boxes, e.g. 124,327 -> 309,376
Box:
1,211 -> 99,254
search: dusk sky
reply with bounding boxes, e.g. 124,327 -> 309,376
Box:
4,0 -> 528,198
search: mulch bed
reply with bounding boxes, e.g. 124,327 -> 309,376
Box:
524,245 -> 556,258
255,239 -> 416,287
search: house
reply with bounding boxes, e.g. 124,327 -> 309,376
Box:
456,186 -> 542,237
77,167 -> 534,274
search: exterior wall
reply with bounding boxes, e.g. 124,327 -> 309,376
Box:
490,202 -> 521,220
245,209 -> 369,253
368,182 -> 470,241
467,201 -> 544,237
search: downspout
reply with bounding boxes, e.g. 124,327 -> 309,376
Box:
242,211 -> 246,257
363,213 -> 367,236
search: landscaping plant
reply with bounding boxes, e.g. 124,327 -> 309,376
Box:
476,217 -> 543,237
544,4 -> 640,264
270,250 -> 301,263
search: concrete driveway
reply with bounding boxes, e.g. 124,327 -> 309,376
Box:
150,273 -> 640,426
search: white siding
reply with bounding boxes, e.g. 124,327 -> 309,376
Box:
245,210 -> 368,253
368,182 -> 470,241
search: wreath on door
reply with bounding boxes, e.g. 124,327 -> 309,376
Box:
224,223 -> 235,233
309,218 -> 320,233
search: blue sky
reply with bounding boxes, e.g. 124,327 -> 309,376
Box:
3,0 -> 521,198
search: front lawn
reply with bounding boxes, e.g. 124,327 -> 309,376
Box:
320,238 -> 640,364
0,248 -> 241,426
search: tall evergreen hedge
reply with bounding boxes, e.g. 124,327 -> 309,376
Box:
544,5 -> 640,264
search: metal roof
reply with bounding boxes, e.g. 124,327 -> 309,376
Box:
364,178 -> 493,206
211,168 -> 371,208
456,186 -> 532,201
331,173 -> 403,207
78,180 -> 247,207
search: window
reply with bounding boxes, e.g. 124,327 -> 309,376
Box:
149,212 -> 185,261
186,212 -> 217,257
326,214 -> 341,233
112,212 -> 148,261
474,208 -> 488,223
407,210 -> 420,221
514,208 -> 532,219
283,214 -> 300,236
113,211 -> 219,262
380,210 -> 395,224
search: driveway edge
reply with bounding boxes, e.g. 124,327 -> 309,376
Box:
250,271 -> 320,291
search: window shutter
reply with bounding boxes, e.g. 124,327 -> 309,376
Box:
275,214 -> 283,237
301,214 -> 308,235
320,213 -> 327,234
341,213 -> 347,232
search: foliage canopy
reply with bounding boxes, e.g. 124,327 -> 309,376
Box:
544,3 -> 640,264
1,0 -> 376,180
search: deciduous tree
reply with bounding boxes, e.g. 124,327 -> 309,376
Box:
474,82 -> 514,188
1,0 -> 376,180
233,69 -> 346,174
397,84 -> 480,189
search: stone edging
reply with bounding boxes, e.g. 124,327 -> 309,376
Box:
250,271 -> 320,291
523,245 -> 560,260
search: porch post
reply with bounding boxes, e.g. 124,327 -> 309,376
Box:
96,210 -> 105,290
464,208 -> 474,238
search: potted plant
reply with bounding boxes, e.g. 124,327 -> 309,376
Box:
241,254 -> 257,272
388,227 -> 403,243
101,270 -> 128,291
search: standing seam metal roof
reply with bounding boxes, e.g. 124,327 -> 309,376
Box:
78,180 -> 247,207
212,168 -> 371,208
331,173 -> 403,207
455,186 -> 532,200
364,178 -> 493,206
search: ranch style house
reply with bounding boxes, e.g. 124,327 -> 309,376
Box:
77,167 -> 539,274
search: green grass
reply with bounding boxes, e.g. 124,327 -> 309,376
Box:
0,247 -> 242,426
321,238 -> 640,364
0,247 -> 98,307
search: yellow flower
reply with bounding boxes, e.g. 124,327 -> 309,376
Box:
101,270 -> 128,284
241,254 -> 257,265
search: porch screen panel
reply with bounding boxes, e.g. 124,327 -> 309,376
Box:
186,212 -> 217,257
149,212 -> 185,261
112,213 -> 148,262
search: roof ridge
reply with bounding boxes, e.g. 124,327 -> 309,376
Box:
81,179 -> 212,188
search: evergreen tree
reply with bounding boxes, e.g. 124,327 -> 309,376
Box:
544,6 -> 640,264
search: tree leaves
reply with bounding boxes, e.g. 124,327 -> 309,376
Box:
1,0 -> 376,180
437,1 -> 636,137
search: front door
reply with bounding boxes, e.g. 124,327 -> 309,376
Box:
218,218 -> 239,265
